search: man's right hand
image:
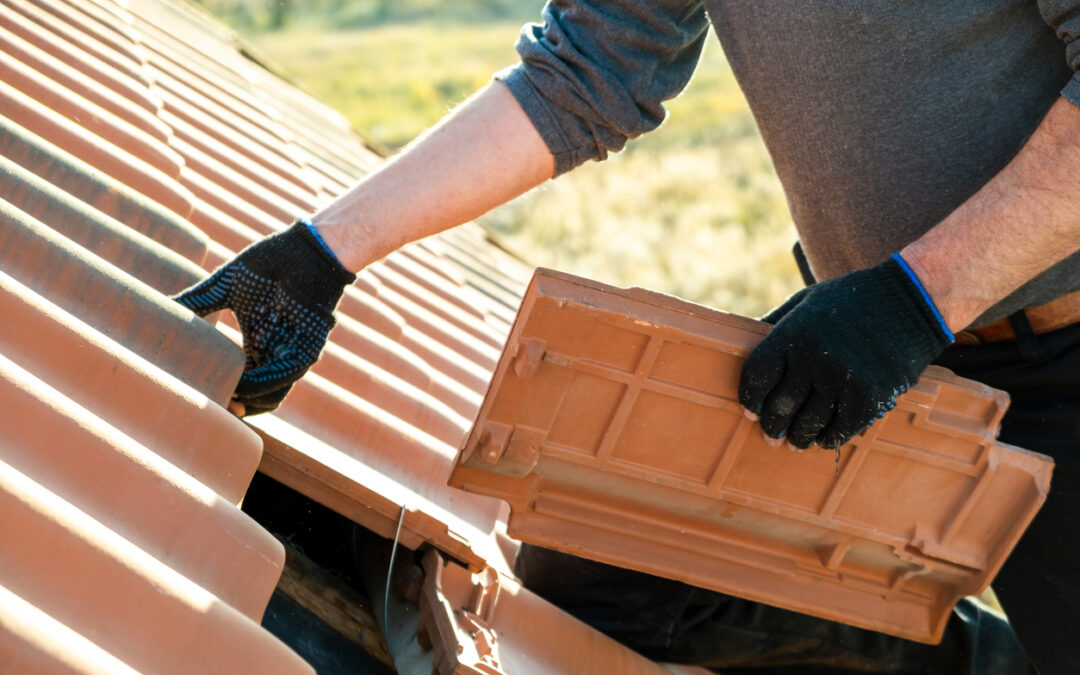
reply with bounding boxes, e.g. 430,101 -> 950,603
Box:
739,255 -> 954,450
173,221 -> 356,415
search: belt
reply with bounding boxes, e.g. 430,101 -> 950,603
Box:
955,290 -> 1080,345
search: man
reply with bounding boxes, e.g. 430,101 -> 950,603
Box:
176,1 -> 1080,671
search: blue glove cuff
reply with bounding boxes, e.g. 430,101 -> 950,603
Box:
300,218 -> 346,269
891,252 -> 955,344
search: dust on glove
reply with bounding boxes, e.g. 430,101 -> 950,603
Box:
739,253 -> 954,450
173,221 -> 355,415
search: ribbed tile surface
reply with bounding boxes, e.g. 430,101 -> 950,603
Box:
0,0 -> 488,670
0,0 -> 564,670
449,269 -> 1054,644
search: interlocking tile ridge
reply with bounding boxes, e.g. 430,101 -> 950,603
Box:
2,78 -> 196,218
0,353 -> 283,620
0,198 -> 243,404
0,271 -> 262,503
0,153 -> 203,293
0,115 -> 208,262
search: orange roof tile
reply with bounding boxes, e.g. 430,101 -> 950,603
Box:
0,272 -> 261,503
0,115 -> 209,262
416,548 -> 681,675
449,269 -> 1054,643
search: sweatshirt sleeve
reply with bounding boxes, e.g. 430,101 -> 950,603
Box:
495,0 -> 709,176
1038,0 -> 1080,105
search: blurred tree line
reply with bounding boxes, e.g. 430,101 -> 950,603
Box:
194,0 -> 538,31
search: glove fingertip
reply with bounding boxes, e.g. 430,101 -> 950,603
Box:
173,277 -> 230,317
174,294 -> 220,318
738,348 -> 784,415
234,380 -> 295,416
235,358 -> 309,399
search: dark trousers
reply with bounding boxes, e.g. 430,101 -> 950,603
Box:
938,318 -> 1080,675
516,319 -> 1080,674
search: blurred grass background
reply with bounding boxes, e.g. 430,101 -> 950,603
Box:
197,0 -> 801,316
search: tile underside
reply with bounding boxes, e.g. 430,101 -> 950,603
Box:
450,269 -> 1053,644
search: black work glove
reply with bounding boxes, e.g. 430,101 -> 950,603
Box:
739,254 -> 954,450
173,221 -> 355,415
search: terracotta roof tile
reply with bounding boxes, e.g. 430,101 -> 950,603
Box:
2,0 -> 148,87
327,312 -> 484,418
0,355 -> 281,620
3,50 -> 184,179
2,80 -> 194,218
0,23 -> 171,143
366,262 -> 508,347
417,549 -> 678,675
450,269 -> 1054,644
0,583 -> 141,675
0,154 -> 203,293
0,5 -> 160,114
158,109 -> 317,221
160,106 -> 320,207
139,44 -> 291,148
175,159 -> 283,233
0,201 -> 242,404
147,69 -> 290,165
355,270 -> 502,368
0,115 -> 208,263
249,414 -> 513,576
0,459 -> 309,674
185,197 -> 262,257
335,286 -> 496,391
0,272 -> 261,503
22,0 -> 141,65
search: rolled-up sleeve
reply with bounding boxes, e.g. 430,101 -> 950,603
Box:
1038,0 -> 1080,105
496,0 -> 708,176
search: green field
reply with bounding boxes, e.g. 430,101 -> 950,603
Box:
207,1 -> 801,317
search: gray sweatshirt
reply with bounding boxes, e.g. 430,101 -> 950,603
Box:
497,0 -> 1080,327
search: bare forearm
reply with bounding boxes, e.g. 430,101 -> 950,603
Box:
311,82 -> 554,271
903,97 -> 1080,330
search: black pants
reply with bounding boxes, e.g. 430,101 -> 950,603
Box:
938,318 -> 1080,675
517,319 -> 1080,674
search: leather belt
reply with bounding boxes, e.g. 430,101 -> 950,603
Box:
955,290 -> 1080,345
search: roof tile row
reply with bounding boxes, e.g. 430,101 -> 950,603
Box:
0,0 -> 556,669
0,114 -> 208,262
0,0 -> 338,669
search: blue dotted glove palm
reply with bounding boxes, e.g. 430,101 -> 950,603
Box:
739,254 -> 954,449
173,222 -> 355,415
